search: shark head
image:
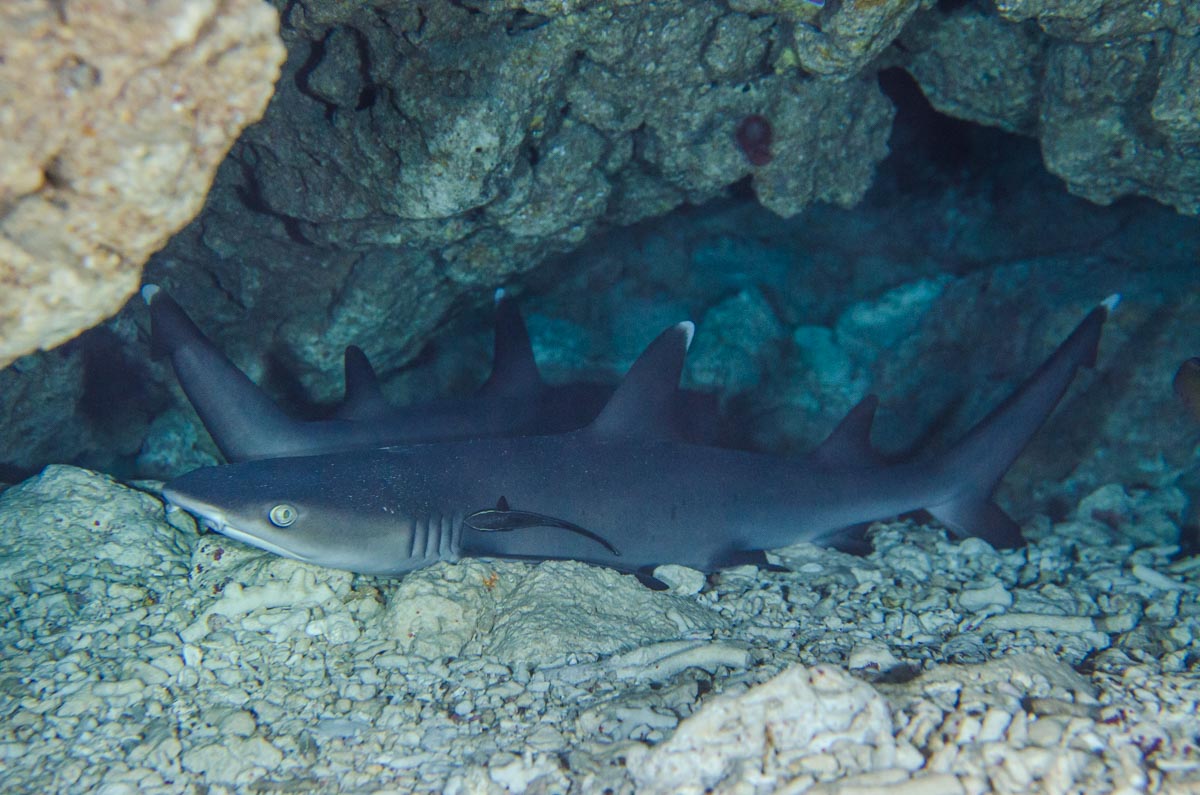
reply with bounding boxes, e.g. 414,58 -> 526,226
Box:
161,453 -> 459,575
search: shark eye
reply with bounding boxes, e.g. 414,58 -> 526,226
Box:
269,504 -> 297,527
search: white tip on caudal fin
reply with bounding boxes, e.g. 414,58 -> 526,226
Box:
494,287 -> 507,305
141,284 -> 160,304
1102,293 -> 1121,313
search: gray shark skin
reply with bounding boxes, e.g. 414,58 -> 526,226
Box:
162,297 -> 1118,576
143,285 -> 717,462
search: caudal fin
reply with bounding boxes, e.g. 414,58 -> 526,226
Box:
927,295 -> 1118,548
143,284 -> 303,462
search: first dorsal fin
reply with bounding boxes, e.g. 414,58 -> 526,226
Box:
587,321 -> 695,441
333,346 -> 390,420
811,395 -> 885,469
477,288 -> 544,398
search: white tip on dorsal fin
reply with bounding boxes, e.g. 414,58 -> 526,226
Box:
1102,293 -> 1121,313
679,321 -> 695,350
587,321 -> 694,441
141,284 -> 160,304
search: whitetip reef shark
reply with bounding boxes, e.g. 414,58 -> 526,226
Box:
162,295 -> 1119,576
143,284 -> 716,461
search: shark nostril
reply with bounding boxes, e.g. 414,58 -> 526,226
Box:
269,504 -> 298,528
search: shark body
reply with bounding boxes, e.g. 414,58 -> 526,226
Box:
144,285 -> 717,462
163,297 -> 1117,576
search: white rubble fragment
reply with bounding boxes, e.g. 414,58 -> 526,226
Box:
981,613 -> 1096,633
382,558 -> 725,664
1130,563 -> 1194,592
181,736 -> 282,783
313,718 -> 371,739
808,771 -> 966,795
848,640 -> 902,673
219,711 -> 257,737
767,540 -> 867,575
627,664 -> 896,794
526,724 -> 564,751
957,578 -> 1013,612
181,567 -> 341,643
1096,610 -> 1140,633
486,752 -> 568,793
611,640 -> 752,682
181,644 -> 202,667
653,563 -> 707,594
306,610 -> 361,643
484,560 -> 726,666
553,639 -> 752,685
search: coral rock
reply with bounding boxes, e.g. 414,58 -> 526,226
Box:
0,0 -> 286,368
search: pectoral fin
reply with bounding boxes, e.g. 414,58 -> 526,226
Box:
466,497 -> 621,556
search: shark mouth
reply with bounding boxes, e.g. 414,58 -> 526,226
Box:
162,489 -> 311,563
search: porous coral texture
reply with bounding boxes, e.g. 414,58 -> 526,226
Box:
902,0 -> 1200,214
0,0 -> 286,368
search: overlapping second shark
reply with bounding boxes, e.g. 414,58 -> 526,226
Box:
144,285 -> 717,461
162,295 -> 1120,576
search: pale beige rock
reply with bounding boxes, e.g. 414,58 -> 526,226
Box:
0,0 -> 285,368
627,664 -> 897,794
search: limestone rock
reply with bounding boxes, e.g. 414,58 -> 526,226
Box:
0,0 -> 286,368
380,558 -> 726,666
627,663 -> 899,794
902,2 -> 1200,214
0,465 -> 190,595
139,0 -> 894,404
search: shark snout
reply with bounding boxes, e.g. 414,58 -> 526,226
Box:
161,478 -> 319,564
161,485 -> 228,533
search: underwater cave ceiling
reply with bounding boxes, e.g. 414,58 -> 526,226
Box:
0,0 -> 1199,514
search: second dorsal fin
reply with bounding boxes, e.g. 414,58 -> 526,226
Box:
477,288 -> 544,398
586,322 -> 695,441
811,395 -> 885,469
333,346 -> 390,420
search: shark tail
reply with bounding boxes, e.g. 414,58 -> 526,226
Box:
925,295 -> 1118,548
143,284 -> 305,462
